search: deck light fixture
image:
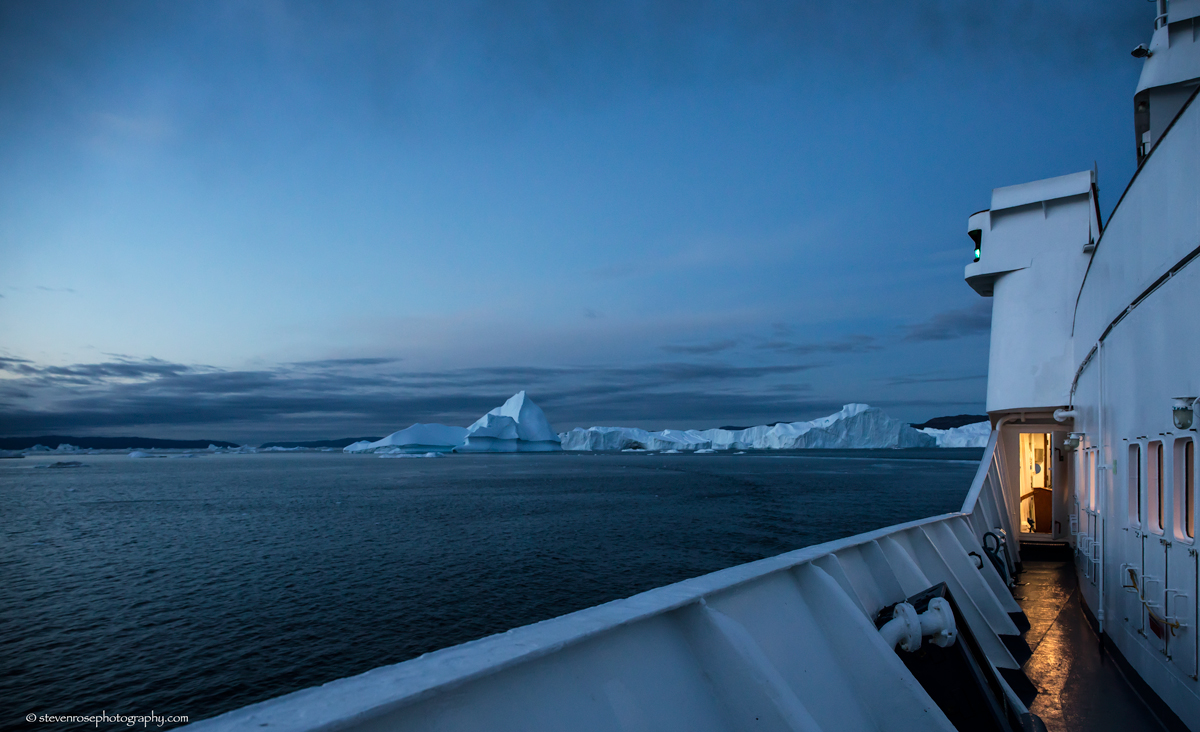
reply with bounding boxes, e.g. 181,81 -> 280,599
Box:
1132,43 -> 1152,59
1173,397 -> 1197,430
1065,433 -> 1083,449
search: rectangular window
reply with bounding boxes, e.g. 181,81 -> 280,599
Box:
1184,440 -> 1194,540
1129,444 -> 1142,525
1180,439 -> 1190,535
1149,441 -> 1164,532
1088,449 -> 1097,511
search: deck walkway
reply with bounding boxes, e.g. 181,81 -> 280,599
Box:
1015,557 -> 1185,731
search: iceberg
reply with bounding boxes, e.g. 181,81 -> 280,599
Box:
457,392 -> 561,452
345,424 -> 469,454
559,426 -> 652,451
341,393 -> 560,454
558,404 -> 936,451
920,421 -> 991,448
208,445 -> 259,454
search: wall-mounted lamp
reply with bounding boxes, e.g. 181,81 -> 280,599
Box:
1065,432 -> 1084,449
1131,43 -> 1152,59
1173,397 -> 1197,430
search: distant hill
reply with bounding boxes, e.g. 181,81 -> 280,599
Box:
259,437 -> 382,449
0,436 -> 240,450
909,415 -> 989,430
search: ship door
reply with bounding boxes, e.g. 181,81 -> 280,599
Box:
1019,433 -> 1054,534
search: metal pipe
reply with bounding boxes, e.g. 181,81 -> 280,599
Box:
879,598 -> 957,652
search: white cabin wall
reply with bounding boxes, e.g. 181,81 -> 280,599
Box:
1067,93 -> 1200,725
1075,263 -> 1200,722
979,192 -> 1095,413
1074,98 -> 1200,349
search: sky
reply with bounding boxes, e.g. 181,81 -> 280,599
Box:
0,1 -> 1153,442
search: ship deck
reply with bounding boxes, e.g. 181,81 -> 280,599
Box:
1016,552 -> 1184,731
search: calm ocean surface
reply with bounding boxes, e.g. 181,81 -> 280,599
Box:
1,449 -> 982,730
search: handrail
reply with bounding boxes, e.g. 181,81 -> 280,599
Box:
961,428 -> 1000,514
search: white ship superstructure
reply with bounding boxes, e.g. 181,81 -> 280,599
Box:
188,5 -> 1199,731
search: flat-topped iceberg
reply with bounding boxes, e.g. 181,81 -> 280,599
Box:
919,420 -> 990,448
559,404 -> 936,451
345,424 -> 470,454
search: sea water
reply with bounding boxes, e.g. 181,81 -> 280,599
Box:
1,449 -> 981,730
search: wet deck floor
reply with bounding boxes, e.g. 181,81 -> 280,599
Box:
1015,558 -> 1178,731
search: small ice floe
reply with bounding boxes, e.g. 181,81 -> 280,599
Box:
170,453 -> 197,458
662,449 -> 680,454
695,449 -> 717,454
35,461 -> 87,469
378,452 -> 443,459
207,445 -> 258,454
734,451 -> 747,455
128,451 -> 165,459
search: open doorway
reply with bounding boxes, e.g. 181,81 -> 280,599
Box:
1020,433 -> 1053,534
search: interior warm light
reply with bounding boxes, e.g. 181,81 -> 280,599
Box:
1173,397 -> 1197,430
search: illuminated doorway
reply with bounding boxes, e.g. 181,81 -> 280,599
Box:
1020,433 -> 1053,534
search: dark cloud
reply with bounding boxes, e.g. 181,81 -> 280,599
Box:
884,373 -> 988,386
660,339 -> 738,355
903,301 -> 992,342
290,357 -> 401,368
0,355 -> 824,439
758,334 -> 880,356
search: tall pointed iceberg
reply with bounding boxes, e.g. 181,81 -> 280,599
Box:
457,391 -> 562,452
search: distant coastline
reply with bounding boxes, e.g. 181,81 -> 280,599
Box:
0,414 -> 989,453
0,436 -> 241,450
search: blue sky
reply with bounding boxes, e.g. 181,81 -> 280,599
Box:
0,1 -> 1151,441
